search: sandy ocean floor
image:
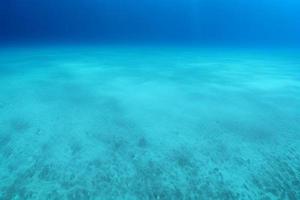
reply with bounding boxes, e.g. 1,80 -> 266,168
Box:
0,46 -> 299,199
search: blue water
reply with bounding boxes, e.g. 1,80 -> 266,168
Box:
1,1 -> 300,200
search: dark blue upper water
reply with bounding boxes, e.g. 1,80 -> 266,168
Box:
1,0 -> 300,45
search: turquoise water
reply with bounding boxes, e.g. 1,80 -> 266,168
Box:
0,46 -> 300,199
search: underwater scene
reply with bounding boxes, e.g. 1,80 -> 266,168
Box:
1,0 -> 300,200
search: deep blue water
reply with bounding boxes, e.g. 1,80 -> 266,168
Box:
1,1 -> 300,200
1,0 -> 300,45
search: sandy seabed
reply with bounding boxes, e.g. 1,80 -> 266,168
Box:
0,46 -> 299,199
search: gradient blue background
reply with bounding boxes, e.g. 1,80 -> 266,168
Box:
1,0 -> 300,45
1,1 -> 300,199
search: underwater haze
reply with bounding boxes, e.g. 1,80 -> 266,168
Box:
1,0 -> 300,200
